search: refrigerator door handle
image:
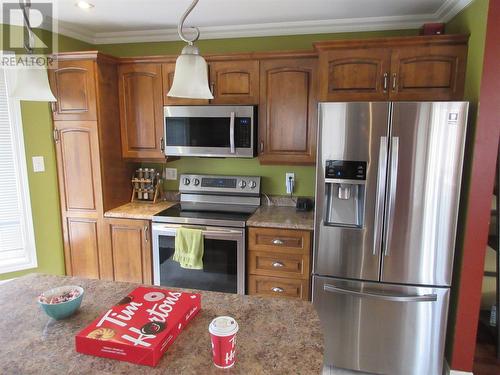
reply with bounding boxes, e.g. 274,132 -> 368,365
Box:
373,136 -> 388,255
323,284 -> 437,302
383,136 -> 399,256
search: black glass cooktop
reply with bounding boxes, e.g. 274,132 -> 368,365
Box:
153,204 -> 255,226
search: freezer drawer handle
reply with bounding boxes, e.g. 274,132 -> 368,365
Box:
271,287 -> 284,293
323,284 -> 437,302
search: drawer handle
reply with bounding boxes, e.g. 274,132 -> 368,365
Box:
272,239 -> 284,245
272,261 -> 284,268
271,287 -> 284,293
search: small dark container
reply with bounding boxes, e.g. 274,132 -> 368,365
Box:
296,197 -> 314,212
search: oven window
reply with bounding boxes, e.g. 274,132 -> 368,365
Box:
165,117 -> 251,148
158,235 -> 237,293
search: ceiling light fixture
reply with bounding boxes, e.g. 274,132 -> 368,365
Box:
167,0 -> 213,99
76,1 -> 94,10
10,0 -> 56,102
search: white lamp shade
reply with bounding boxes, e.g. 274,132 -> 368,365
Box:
10,66 -> 56,102
167,53 -> 214,99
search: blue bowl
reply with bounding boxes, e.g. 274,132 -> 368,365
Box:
38,285 -> 84,320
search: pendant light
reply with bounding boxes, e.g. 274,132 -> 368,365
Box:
10,0 -> 56,102
167,0 -> 213,99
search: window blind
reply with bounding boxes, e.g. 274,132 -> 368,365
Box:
0,68 -> 37,274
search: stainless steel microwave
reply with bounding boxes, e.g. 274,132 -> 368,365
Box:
164,105 -> 257,158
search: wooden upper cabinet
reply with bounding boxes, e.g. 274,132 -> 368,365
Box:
162,63 -> 209,105
105,218 -> 152,284
118,63 -> 165,159
209,60 -> 259,104
259,58 -> 318,165
318,48 -> 391,101
389,44 -> 467,100
49,60 -> 97,121
54,121 -> 102,214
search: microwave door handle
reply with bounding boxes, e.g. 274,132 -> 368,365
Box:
230,111 -> 235,154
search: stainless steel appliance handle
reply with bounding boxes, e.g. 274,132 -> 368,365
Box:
373,136 -> 388,255
324,284 -> 437,302
153,223 -> 242,237
229,111 -> 235,154
383,136 -> 399,256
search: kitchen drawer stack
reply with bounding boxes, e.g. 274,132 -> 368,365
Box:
247,227 -> 312,300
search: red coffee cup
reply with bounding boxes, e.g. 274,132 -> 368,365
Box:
209,316 -> 239,369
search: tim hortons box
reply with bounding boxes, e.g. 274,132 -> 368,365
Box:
75,287 -> 201,366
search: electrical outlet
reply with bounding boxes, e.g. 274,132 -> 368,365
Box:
164,167 -> 177,180
285,172 -> 295,194
32,156 -> 45,172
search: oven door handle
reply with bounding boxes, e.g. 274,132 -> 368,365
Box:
152,224 -> 243,237
229,111 -> 235,154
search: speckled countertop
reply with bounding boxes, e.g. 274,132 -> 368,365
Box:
104,201 -> 177,220
0,274 -> 323,374
247,206 -> 315,231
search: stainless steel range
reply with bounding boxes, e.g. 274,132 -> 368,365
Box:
152,174 -> 261,295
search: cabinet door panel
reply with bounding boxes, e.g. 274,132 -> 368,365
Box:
65,217 -> 100,279
162,63 -> 209,105
318,48 -> 391,101
49,60 -> 97,121
390,45 -> 467,100
119,63 -> 164,159
210,60 -> 259,104
107,219 -> 152,284
55,121 -> 102,214
259,58 -> 317,164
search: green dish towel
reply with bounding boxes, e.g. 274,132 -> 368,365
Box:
173,227 -> 204,270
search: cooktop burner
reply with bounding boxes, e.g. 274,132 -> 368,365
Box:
152,204 -> 255,228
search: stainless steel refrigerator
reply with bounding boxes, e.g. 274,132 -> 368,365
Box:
312,102 -> 468,375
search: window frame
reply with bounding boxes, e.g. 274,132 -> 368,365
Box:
0,68 -> 37,274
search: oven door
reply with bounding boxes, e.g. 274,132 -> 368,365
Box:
152,223 -> 245,294
164,105 -> 255,158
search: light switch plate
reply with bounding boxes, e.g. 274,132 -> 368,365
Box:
164,167 -> 177,180
32,156 -> 45,172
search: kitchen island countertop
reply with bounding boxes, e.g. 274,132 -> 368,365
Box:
0,274 -> 323,374
247,206 -> 315,231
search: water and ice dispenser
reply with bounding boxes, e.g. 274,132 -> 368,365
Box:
324,160 -> 366,228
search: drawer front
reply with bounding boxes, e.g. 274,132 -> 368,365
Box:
248,251 -> 309,279
248,275 -> 309,300
248,227 -> 311,254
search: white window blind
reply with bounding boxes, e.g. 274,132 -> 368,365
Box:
0,68 -> 37,274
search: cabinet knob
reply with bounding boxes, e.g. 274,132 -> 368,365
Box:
144,226 -> 149,242
392,73 -> 397,91
160,137 -> 165,153
383,72 -> 388,92
272,239 -> 284,245
259,141 -> 264,153
272,287 -> 284,293
272,261 -> 284,268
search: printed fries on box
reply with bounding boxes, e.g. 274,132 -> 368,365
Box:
75,287 -> 201,366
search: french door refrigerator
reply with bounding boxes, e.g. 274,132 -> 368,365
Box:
313,102 -> 468,375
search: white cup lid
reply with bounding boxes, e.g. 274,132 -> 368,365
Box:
209,316 -> 239,337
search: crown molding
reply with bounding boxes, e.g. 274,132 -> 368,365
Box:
8,0 -> 472,46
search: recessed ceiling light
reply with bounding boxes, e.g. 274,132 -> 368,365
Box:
76,1 -> 94,10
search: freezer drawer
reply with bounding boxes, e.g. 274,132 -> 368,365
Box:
313,276 -> 449,375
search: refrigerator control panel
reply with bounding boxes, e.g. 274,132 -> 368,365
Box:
325,160 -> 367,180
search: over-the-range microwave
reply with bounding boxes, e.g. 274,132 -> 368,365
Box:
164,105 -> 257,158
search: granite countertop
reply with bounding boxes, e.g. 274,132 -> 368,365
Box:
0,274 -> 323,374
247,206 -> 315,231
104,201 -> 177,220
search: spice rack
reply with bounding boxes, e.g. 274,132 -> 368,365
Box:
131,168 -> 161,203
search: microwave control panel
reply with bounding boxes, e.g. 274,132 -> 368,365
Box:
325,160 -> 367,180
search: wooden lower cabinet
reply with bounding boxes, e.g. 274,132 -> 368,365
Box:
104,218 -> 152,284
247,227 -> 312,301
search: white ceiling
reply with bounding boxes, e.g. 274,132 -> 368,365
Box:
21,0 -> 474,44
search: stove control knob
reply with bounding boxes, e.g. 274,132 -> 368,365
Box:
183,177 -> 190,186
249,180 -> 257,189
238,180 -> 247,189
193,178 -> 200,186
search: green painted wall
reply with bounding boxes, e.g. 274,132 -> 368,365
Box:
443,0 -> 490,362
0,30 -> 94,280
